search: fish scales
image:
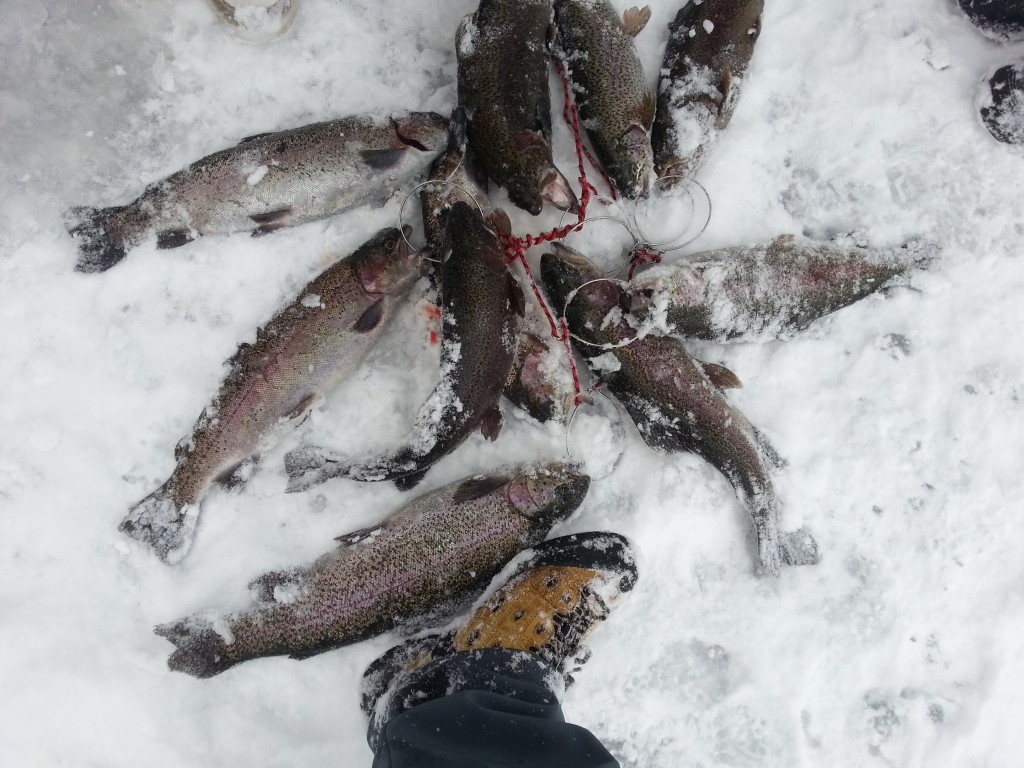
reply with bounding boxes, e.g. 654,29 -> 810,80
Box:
119,228 -> 424,562
652,0 -> 763,179
553,0 -> 655,197
456,0 -> 578,215
541,244 -> 818,575
630,237 -> 938,342
66,111 -> 448,272
156,463 -> 591,677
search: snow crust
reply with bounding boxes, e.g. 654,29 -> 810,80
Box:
3,0 -> 1024,766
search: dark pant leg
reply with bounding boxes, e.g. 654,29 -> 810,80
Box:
370,649 -> 619,768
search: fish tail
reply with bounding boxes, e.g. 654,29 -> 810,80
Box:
779,527 -> 820,567
119,481 -> 198,564
64,205 -> 131,273
155,618 -> 235,678
283,446 -> 345,492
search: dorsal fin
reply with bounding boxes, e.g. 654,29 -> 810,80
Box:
453,475 -> 511,505
700,361 -> 743,390
335,524 -> 385,546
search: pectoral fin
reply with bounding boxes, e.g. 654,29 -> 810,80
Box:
216,455 -> 259,491
156,228 -> 195,249
353,300 -> 386,333
359,148 -> 408,170
285,393 -> 316,422
479,405 -> 503,442
453,475 -> 511,505
250,208 -> 292,236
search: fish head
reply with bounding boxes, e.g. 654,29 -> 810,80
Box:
391,112 -> 450,153
506,462 -> 591,528
540,243 -> 622,315
353,226 -> 425,295
612,124 -> 654,199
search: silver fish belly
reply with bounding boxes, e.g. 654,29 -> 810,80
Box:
66,111 -> 448,272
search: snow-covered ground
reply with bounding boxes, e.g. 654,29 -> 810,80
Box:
3,0 -> 1024,765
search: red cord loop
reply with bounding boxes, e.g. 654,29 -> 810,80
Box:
498,58 -> 616,408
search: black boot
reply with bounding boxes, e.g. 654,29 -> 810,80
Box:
363,532 -> 638,767
956,0 -> 1024,41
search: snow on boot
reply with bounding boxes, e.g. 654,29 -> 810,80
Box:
979,60 -> 1024,145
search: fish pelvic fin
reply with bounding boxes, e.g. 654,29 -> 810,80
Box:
155,618 -> 235,678
65,205 -> 129,273
119,482 -> 198,564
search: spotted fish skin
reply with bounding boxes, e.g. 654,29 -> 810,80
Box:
553,0 -> 656,198
65,111 -> 447,272
119,228 -> 425,563
456,0 -> 579,216
652,0 -> 763,180
630,236 -> 939,342
155,463 -> 591,678
286,201 -> 525,491
541,243 -> 819,576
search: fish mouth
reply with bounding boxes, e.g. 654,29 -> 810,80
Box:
550,472 -> 591,520
540,169 -> 580,213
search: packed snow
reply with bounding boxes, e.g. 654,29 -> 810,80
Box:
2,0 -> 1024,766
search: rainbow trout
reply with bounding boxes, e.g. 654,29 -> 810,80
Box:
156,462 -> 591,678
66,111 -> 447,272
120,227 -> 425,563
630,236 -> 939,342
456,0 -> 578,216
541,243 -> 818,575
553,0 -> 656,198
286,201 -> 524,492
652,0 -> 763,180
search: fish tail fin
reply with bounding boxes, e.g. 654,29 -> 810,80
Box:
118,481 -> 198,564
899,238 -> 941,269
779,527 -> 820,568
284,446 -> 345,492
64,205 -> 130,273
155,618 -> 235,678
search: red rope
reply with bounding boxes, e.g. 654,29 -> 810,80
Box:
627,248 -> 662,280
